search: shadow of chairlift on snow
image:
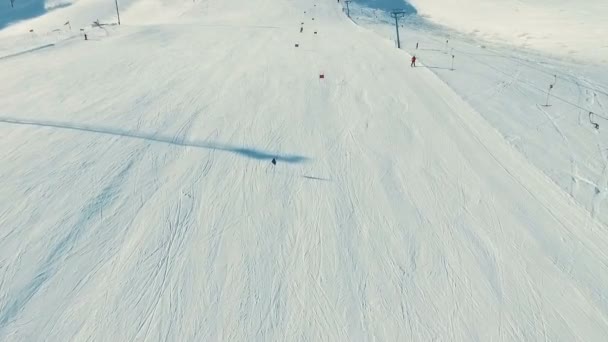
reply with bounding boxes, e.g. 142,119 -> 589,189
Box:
302,175 -> 331,182
0,116 -> 310,164
421,65 -> 453,70
0,43 -> 54,60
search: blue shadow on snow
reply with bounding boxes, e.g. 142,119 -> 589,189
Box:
351,0 -> 416,14
1,0 -> 71,30
0,116 -> 309,164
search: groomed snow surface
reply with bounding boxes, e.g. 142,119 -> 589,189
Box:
1,0 -> 608,341
349,3 -> 608,225
406,0 -> 608,65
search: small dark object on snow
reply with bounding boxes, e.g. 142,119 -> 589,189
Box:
295,43 -> 299,47
590,112 -> 600,129
84,34 -> 88,40
314,31 -> 317,34
271,158 -> 277,165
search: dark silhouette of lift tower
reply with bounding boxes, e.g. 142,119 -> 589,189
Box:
390,10 -> 406,48
344,0 -> 351,17
114,0 -> 121,25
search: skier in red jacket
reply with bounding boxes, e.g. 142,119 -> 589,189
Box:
411,55 -> 416,67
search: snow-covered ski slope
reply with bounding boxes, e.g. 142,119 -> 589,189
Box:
1,0 -> 608,340
349,4 -> 608,223
407,0 -> 608,64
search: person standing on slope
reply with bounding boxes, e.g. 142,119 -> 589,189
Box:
411,55 -> 416,67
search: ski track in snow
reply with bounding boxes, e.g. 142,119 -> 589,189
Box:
0,0 -> 608,341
